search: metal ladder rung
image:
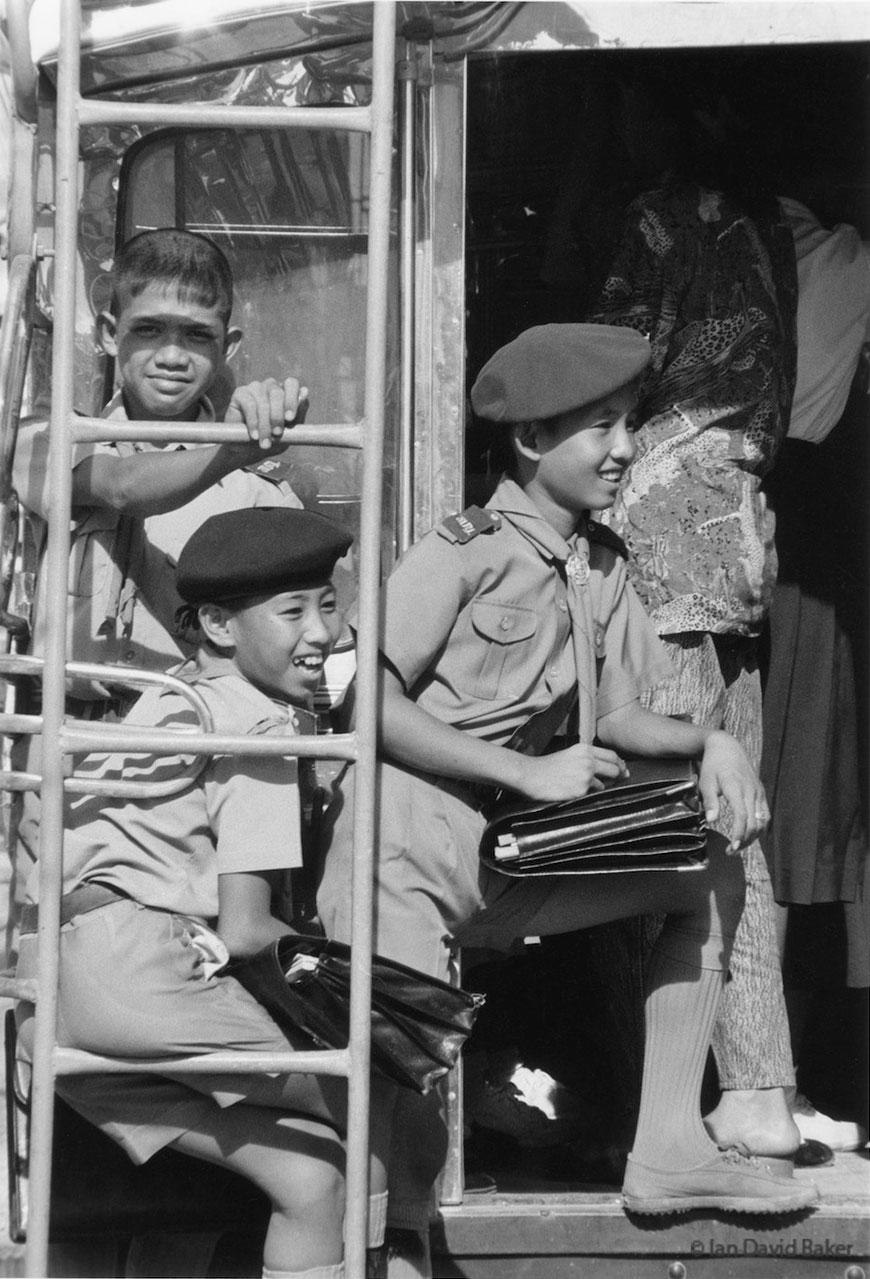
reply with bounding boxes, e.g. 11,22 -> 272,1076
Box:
71,417 -> 366,450
54,1046 -> 352,1079
70,419 -> 363,450
57,727 -> 358,763
0,721 -> 355,757
0,726 -> 357,797
79,99 -> 374,134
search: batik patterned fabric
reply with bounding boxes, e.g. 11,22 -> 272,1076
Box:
590,176 -> 798,636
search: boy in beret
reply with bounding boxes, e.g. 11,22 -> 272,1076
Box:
15,507 -> 389,1279
318,323 -> 816,1272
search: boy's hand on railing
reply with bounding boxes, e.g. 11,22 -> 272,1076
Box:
224,377 -> 309,453
698,729 -> 769,851
517,743 -> 628,803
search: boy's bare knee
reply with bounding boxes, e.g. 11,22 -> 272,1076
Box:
265,1143 -> 345,1222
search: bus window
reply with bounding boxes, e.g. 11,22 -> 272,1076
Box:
105,124 -> 400,595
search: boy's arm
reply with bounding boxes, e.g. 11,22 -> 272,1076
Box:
596,699 -> 769,850
217,869 -> 292,957
71,377 -> 306,516
380,662 -> 627,802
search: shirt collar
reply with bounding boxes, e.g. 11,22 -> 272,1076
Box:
171,650 -> 299,727
486,475 -> 589,564
102,389 -> 217,429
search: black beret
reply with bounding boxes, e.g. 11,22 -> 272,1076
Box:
470,323 -> 651,423
176,507 -> 353,605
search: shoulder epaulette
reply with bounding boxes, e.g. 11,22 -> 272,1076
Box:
587,520 -> 628,560
246,459 -> 287,485
437,506 -> 502,544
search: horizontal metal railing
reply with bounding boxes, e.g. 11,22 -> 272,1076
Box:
55,1047 -> 351,1078
71,417 -> 365,449
79,100 -> 374,132
0,656 -> 357,778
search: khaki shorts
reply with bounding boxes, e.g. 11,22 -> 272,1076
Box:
16,900 -> 336,1163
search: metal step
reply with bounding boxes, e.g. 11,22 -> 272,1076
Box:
432,1154 -> 870,1277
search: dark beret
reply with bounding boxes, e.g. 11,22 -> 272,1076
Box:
176,507 -> 353,605
470,323 -> 651,423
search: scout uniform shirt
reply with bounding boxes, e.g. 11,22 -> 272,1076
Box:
381,476 -> 672,749
12,391 -> 302,695
42,648 -> 304,917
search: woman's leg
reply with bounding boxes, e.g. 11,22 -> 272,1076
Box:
647,636 -> 799,1157
170,1103 -> 345,1277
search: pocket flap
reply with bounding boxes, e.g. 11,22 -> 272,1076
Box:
471,601 -> 537,644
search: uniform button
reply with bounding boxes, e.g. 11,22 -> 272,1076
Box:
549,667 -> 559,679
499,616 -> 513,631
124,650 -> 136,661
559,600 -> 568,612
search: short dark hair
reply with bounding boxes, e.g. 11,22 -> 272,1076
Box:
110,228 -> 234,327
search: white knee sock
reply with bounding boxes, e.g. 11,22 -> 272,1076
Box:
368,1190 -> 388,1250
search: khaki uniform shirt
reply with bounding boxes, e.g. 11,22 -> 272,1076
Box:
381,476 -> 672,747
13,392 -> 301,692
52,651 -> 303,919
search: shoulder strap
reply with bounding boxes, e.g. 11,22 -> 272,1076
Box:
243,463 -> 288,487
437,505 -> 502,545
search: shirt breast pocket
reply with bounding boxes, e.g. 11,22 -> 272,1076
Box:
69,511 -> 121,599
469,601 -> 538,700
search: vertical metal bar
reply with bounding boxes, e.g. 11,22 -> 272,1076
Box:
344,4 -> 396,1274
397,38 -> 417,557
438,950 -> 466,1205
174,133 -> 186,231
410,58 -> 466,537
5,0 -> 38,125
0,257 -> 36,643
427,57 -> 469,1209
24,0 -> 80,1272
5,0 -> 38,261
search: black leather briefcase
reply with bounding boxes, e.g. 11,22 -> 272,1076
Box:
480,758 -> 708,877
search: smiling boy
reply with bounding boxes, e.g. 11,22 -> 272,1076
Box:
13,228 -> 307,696
318,324 -> 816,1267
15,507 -> 388,1279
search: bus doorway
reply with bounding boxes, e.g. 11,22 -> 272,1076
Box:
430,35 -> 870,1275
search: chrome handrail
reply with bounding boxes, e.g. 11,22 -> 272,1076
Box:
0,656 -> 220,798
0,255 -> 38,641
